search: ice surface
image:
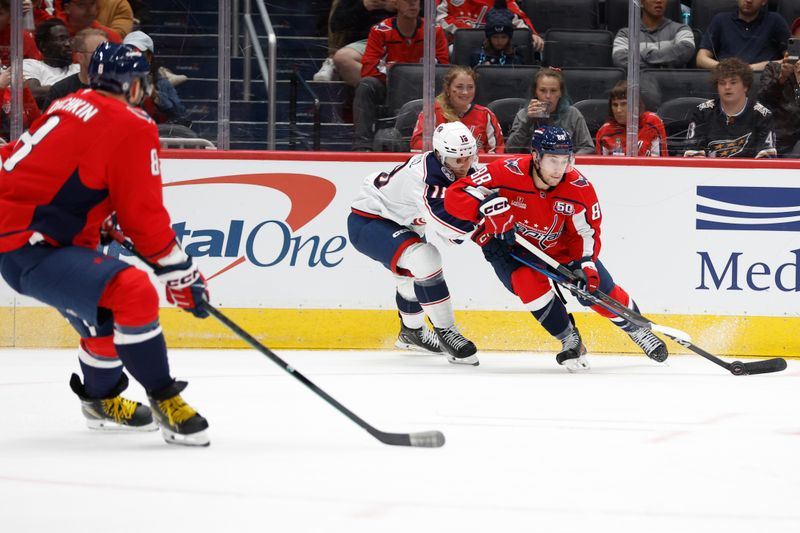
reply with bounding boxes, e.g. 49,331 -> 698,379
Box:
1,348 -> 798,533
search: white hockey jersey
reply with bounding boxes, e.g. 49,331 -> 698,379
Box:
350,152 -> 477,241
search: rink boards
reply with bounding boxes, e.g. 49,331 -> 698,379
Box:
1,153 -> 798,357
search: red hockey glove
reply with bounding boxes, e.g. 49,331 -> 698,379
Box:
155,247 -> 209,319
478,193 -> 515,242
572,258 -> 600,293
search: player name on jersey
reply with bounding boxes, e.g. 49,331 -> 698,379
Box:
47,96 -> 99,123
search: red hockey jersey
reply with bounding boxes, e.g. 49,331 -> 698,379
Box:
361,17 -> 449,82
445,156 -> 603,264
595,111 -> 668,157
0,89 -> 175,260
410,101 -> 505,153
436,0 -> 537,35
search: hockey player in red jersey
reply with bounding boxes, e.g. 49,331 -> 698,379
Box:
348,121 -> 479,366
0,43 -> 210,446
444,126 -> 668,371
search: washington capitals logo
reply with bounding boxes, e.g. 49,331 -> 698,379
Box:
504,159 -> 524,175
517,214 -> 564,249
708,133 -> 751,158
571,174 -> 590,188
375,21 -> 392,32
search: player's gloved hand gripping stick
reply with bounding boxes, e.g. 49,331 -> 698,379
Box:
103,222 -> 445,448
511,236 -> 787,376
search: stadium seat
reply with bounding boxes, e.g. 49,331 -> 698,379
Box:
474,65 -> 540,105
640,68 -> 713,111
560,67 -> 625,103
657,96 -> 707,156
486,97 -> 528,137
777,0 -> 800,28
385,64 -> 453,117
452,28 -> 534,66
521,0 -> 600,33
372,99 -> 423,152
542,29 -> 614,68
572,99 -> 609,140
605,0 -> 682,35
690,0 -> 738,34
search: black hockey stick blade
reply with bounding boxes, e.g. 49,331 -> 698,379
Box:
106,226 -> 446,448
730,357 -> 788,376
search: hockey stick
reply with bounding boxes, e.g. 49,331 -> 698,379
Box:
510,237 -> 787,376
105,227 -> 445,448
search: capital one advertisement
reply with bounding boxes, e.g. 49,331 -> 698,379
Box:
0,155 -> 797,322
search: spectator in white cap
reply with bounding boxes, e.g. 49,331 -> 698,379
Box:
124,30 -> 187,87
123,30 -> 191,127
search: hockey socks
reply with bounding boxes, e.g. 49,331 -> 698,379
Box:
113,321 -> 174,394
396,290 -> 425,330
78,337 -> 123,398
413,271 -> 455,328
527,292 -> 572,339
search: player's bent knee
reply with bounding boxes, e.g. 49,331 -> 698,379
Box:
102,267 -> 160,327
399,242 -> 443,280
510,267 -> 551,304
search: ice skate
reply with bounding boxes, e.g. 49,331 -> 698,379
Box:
627,327 -> 669,362
395,318 -> 442,353
556,328 -> 589,373
148,381 -> 209,447
69,373 -> 157,431
434,325 -> 479,366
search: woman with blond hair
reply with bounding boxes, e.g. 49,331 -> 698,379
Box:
410,65 -> 505,153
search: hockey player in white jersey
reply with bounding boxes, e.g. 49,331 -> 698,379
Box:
348,122 -> 479,366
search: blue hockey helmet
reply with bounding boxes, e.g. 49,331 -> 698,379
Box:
89,42 -> 151,97
530,126 -> 573,157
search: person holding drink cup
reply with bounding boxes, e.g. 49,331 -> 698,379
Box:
506,67 -> 594,153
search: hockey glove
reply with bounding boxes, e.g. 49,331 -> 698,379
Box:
478,193 -> 515,242
571,258 -> 600,293
471,223 -> 514,261
155,247 -> 209,319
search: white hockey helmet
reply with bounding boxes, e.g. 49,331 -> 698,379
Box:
433,121 -> 477,160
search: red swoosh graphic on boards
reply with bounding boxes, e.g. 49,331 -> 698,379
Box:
164,173 -> 337,279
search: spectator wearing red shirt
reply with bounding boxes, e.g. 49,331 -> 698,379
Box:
354,0 -> 449,151
410,65 -> 504,153
595,80 -> 668,156
436,0 -> 543,52
58,0 -> 121,43
0,0 -> 42,64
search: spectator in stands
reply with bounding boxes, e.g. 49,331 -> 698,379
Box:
685,58 -> 776,158
95,0 -> 133,37
40,27 -> 105,109
353,0 -> 449,151
0,0 -> 43,64
0,59 -> 41,141
23,18 -> 78,105
506,67 -> 594,154
595,80 -> 668,156
123,30 -> 190,127
436,0 -> 543,53
32,0 -> 56,26
410,65 -> 504,153
469,0 -> 524,67
612,0 -> 694,69
757,17 -> 800,156
696,0 -> 789,72
58,0 -> 122,43
315,0 -> 396,85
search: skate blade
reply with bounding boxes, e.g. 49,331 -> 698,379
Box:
561,355 -> 590,373
446,354 -> 479,366
86,419 -> 158,432
160,427 -> 210,447
394,339 -> 442,354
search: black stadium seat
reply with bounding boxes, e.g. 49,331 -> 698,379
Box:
690,0 -> 738,34
372,99 -> 422,152
542,29 -> 614,68
560,67 -> 625,103
777,0 -> 800,28
451,28 -> 534,67
385,64 -> 452,116
640,68 -> 714,111
486,97 -> 528,138
522,0 -> 600,33
657,96 -> 708,156
572,98 -> 609,140
474,65 -> 540,105
605,0 -> 683,35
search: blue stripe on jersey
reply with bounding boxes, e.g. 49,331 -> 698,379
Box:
30,168 -> 108,245
423,153 -> 475,234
